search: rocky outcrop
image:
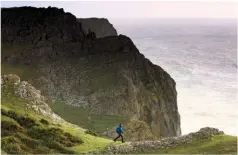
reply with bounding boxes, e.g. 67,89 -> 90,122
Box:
108,127 -> 224,154
1,74 -> 61,120
1,7 -> 181,138
78,18 -> 117,38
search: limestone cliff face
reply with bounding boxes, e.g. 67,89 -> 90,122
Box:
78,18 -> 117,38
1,7 -> 181,138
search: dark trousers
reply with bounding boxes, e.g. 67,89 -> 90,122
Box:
114,133 -> 124,142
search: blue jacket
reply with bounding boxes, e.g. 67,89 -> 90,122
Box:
116,125 -> 123,134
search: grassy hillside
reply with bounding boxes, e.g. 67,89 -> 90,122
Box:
1,79 -> 124,154
48,100 -> 128,134
1,81 -> 79,153
145,134 -> 237,154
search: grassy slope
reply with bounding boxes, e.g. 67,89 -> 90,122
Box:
1,80 -> 123,154
48,100 -> 128,134
145,134 -> 237,154
1,84 -> 80,153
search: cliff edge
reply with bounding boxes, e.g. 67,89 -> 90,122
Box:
1,6 -> 181,138
78,18 -> 118,38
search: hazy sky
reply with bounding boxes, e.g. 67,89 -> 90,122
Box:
1,1 -> 237,19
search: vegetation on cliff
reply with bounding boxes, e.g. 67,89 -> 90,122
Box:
1,75 -> 81,153
1,74 -> 123,154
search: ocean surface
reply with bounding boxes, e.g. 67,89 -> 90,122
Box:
112,18 -> 237,136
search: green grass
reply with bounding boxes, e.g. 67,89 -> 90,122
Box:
1,81 -> 78,154
1,108 -> 83,154
1,107 -> 119,154
62,125 -> 129,154
144,134 -> 237,154
64,126 -> 114,153
48,100 -> 128,133
1,77 -> 123,154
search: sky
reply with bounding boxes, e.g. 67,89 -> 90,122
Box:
1,1 -> 238,19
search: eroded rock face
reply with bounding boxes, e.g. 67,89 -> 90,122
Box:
78,18 -> 118,38
2,7 -> 181,138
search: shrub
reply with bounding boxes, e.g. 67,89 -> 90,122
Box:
1,109 -> 37,128
1,116 -> 23,137
40,118 -> 49,125
1,136 -> 24,154
85,129 -> 99,137
27,126 -> 83,147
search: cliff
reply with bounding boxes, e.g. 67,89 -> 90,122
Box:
1,7 -> 181,138
1,6 -> 85,46
78,18 -> 118,38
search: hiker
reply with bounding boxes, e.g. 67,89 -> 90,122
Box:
113,124 -> 125,143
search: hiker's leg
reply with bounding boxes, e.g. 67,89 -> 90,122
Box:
121,135 -> 124,143
114,135 -> 120,141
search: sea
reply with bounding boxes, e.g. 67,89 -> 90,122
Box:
111,18 -> 237,136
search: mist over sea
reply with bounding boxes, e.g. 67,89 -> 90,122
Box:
112,18 -> 237,136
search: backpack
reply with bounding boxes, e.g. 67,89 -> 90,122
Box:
116,126 -> 120,133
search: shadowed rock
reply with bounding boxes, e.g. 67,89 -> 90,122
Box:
78,18 -> 118,38
1,6 -> 85,46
